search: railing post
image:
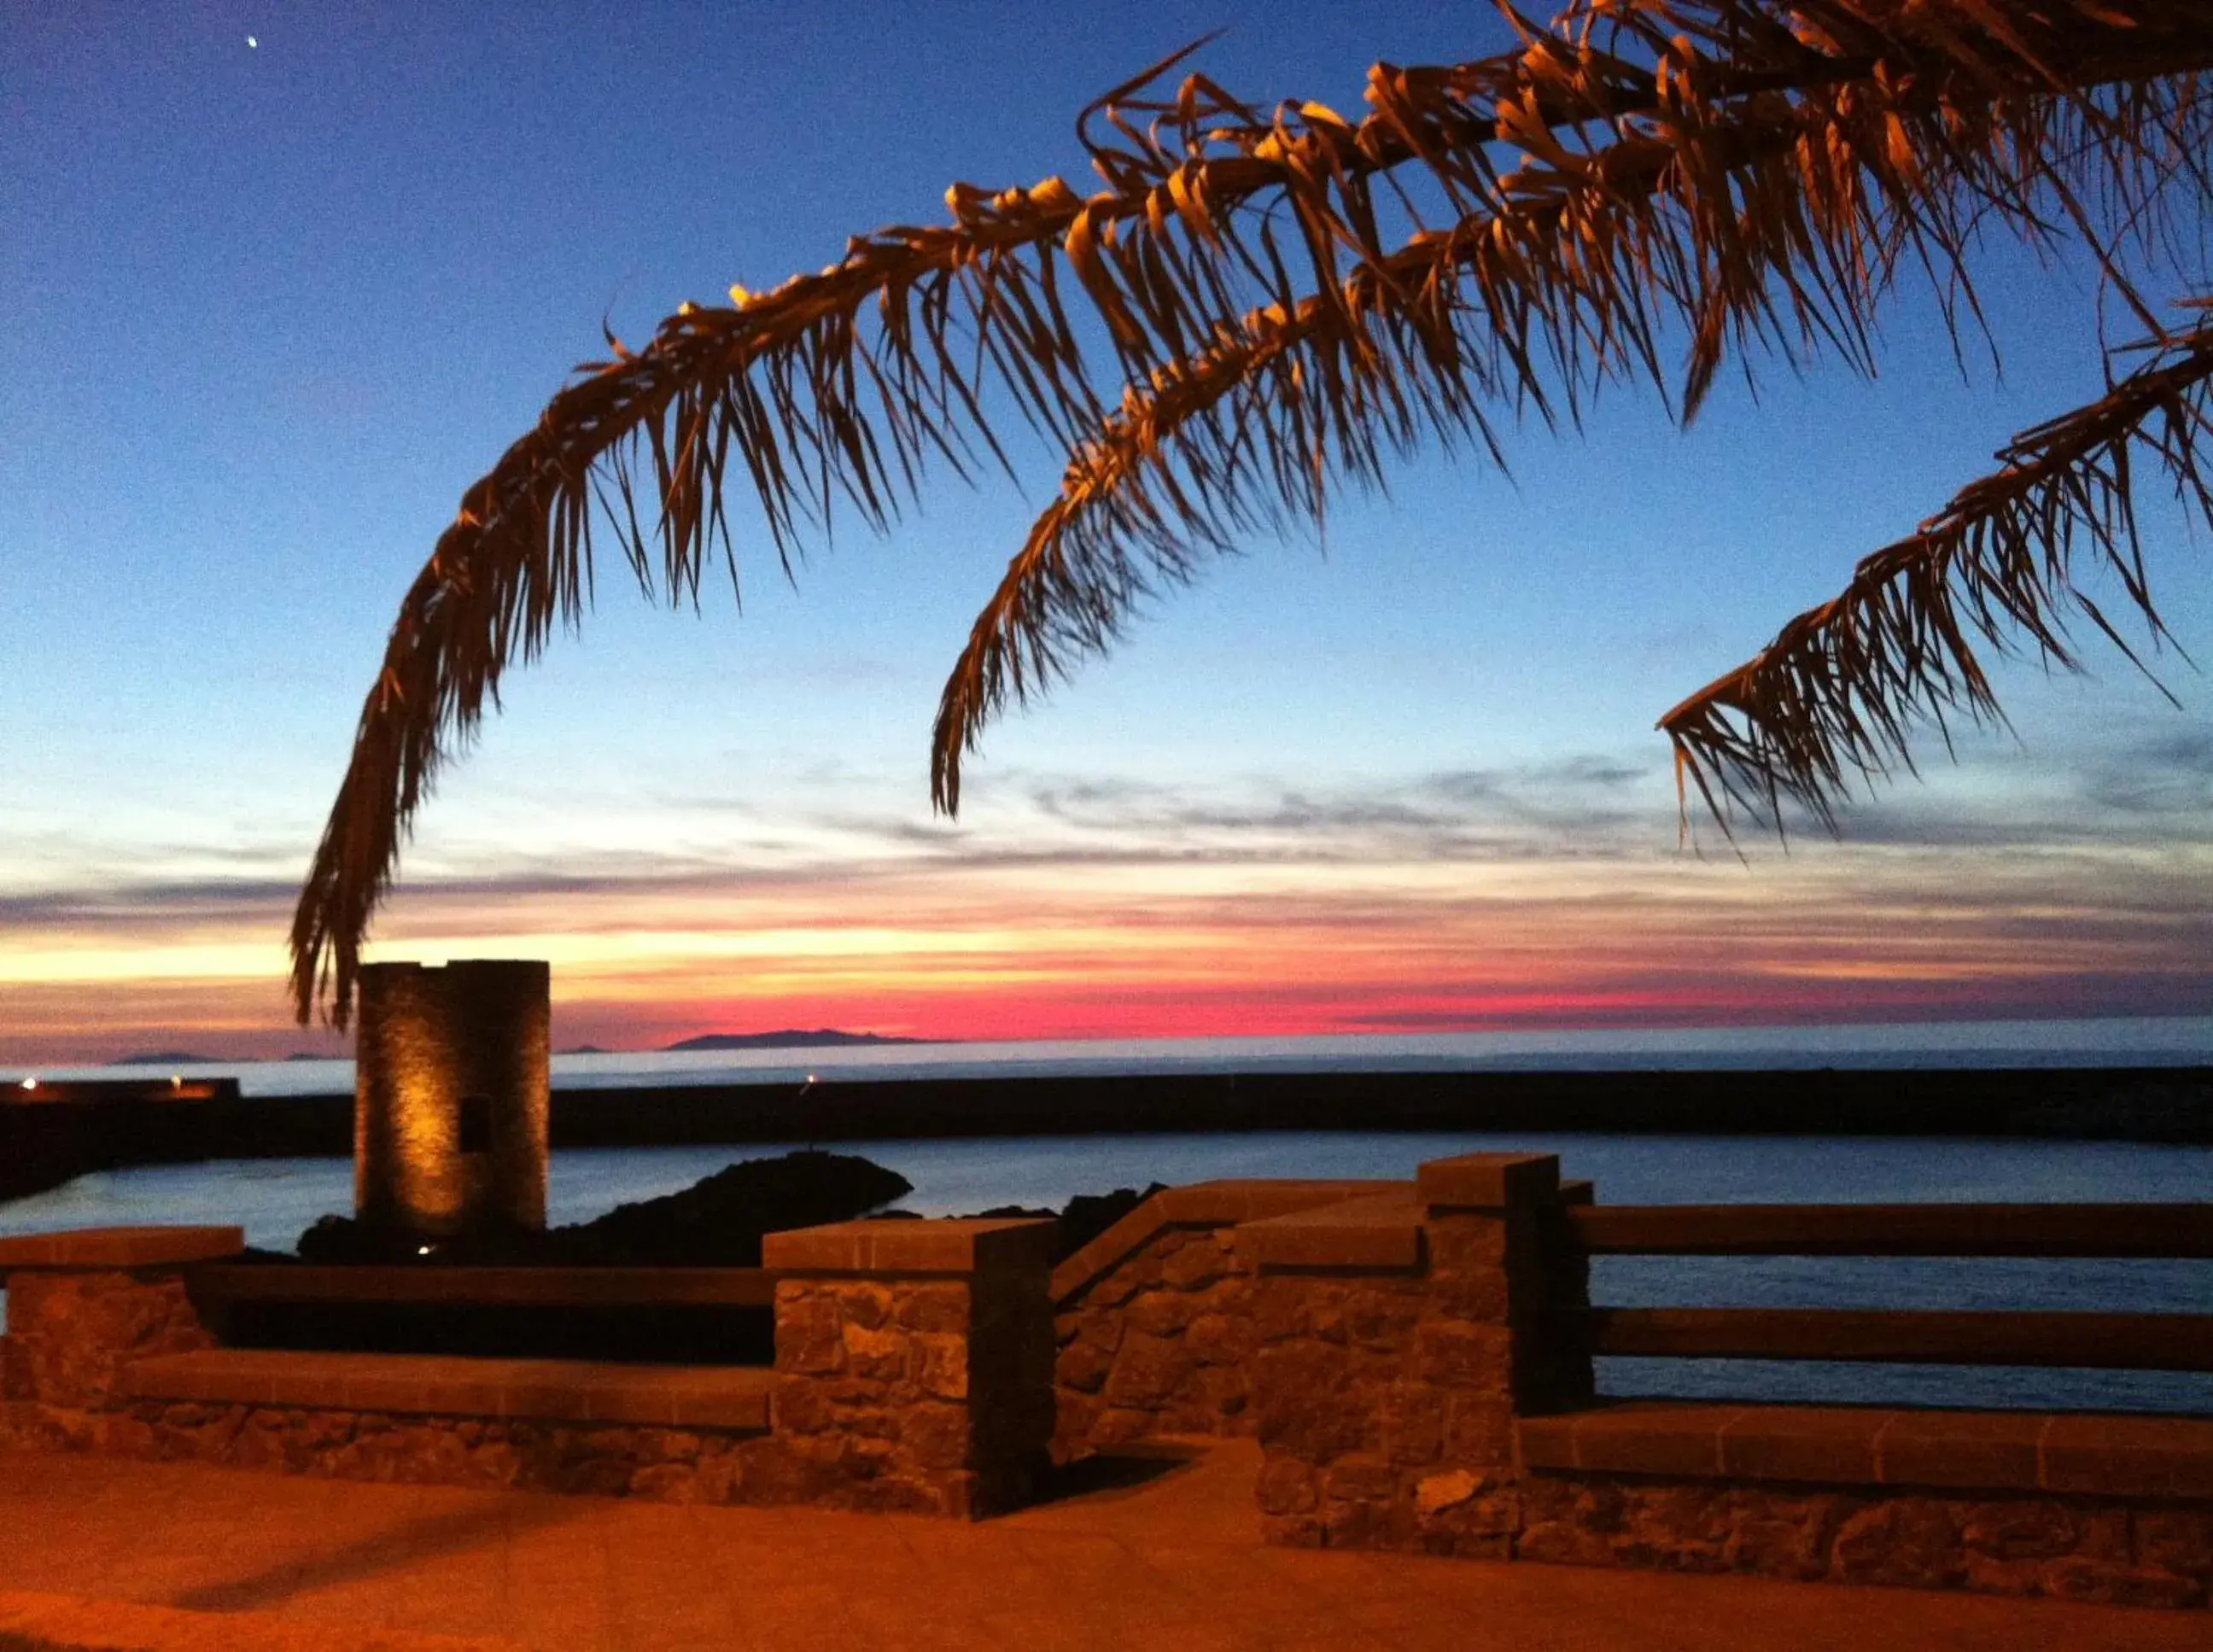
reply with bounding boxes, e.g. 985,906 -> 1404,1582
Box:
762,1217 -> 1058,1517
1239,1153 -> 1585,1556
1414,1153 -> 1592,1414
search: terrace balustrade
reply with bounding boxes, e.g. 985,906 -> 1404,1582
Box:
3,1157 -> 2209,1605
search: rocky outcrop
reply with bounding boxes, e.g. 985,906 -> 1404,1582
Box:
295,1150 -> 913,1265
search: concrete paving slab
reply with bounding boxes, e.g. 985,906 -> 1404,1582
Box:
1,1440 -> 2207,1649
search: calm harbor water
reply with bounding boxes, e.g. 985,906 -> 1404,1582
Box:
3,1128 -> 2208,1415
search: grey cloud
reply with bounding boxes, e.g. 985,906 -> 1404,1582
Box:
1019,756 -> 1665,855
2077,728 -> 2213,820
0,879 -> 305,932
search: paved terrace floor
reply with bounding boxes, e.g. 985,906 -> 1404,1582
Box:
0,1439 -> 2204,1651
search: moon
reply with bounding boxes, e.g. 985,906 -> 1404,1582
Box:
247,35 -> 258,49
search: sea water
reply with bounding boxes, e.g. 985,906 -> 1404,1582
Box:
9,1014 -> 2212,1099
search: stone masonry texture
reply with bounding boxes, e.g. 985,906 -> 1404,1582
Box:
750,1216 -> 1058,1516
3,1218 -> 1058,1522
1233,1153 -> 2212,1610
1053,1225 -> 1258,1459
771,1276 -> 1013,1516
1516,1474 -> 2213,1608
3,1270 -> 216,1412
9,1175 -> 2213,1613
1250,1224 -> 1526,1560
353,959 -> 551,1236
0,1396 -> 778,1503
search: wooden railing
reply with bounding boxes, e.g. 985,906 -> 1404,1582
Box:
1562,1203 -> 2213,1258
1559,1308 -> 2213,1370
1550,1202 -> 2213,1375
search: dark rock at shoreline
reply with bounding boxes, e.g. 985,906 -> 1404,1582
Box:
295,1150 -> 914,1266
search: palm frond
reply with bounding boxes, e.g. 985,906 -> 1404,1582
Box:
1661,296 -> 2213,832
294,0 -> 2213,1024
931,5 -> 2213,808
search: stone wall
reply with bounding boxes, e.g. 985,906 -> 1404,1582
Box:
2,1270 -> 216,1411
1243,1159 -> 1578,1558
1233,1151 -> 2213,1611
1518,1476 -> 2213,1609
9,1175 -> 2212,1609
1047,1180 -> 1386,1460
771,1277 -> 1008,1515
1,1217 -> 1059,1521
3,1398 -> 778,1502
757,1216 -> 1057,1516
1054,1224 -> 1255,1456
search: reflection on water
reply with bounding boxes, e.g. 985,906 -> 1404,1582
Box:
4,1130 -> 2208,1413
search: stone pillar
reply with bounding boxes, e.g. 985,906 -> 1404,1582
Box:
354,960 -> 550,1236
1244,1153 -> 1583,1556
0,1228 -> 242,1425
1415,1151 -> 1592,1415
762,1217 -> 1058,1517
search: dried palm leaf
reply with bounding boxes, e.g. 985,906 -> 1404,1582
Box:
1661,297 -> 2213,832
292,0 -> 2213,1024
931,4 -> 2213,807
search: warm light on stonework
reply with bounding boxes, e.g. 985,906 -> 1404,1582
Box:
353,958 -> 550,1236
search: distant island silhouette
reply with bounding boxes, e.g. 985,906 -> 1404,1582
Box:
663,1030 -> 932,1051
558,1044 -> 612,1056
115,1050 -> 225,1066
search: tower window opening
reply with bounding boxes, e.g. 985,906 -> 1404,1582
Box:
458,1093 -> 493,1154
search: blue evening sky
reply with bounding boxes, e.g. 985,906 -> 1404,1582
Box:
3,3 -> 2209,1055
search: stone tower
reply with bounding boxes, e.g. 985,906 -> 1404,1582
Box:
353,959 -> 550,1236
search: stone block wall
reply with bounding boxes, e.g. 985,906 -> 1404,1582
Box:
1516,1478 -> 2212,1608
3,1269 -> 215,1412
1233,1152 -> 2213,1610
1243,1158 -> 1580,1558
2,1217 -> 1060,1522
1047,1180 -> 1386,1460
1054,1225 -> 1255,1456
0,1229 -> 243,1426
762,1216 -> 1057,1516
1513,1400 -> 2213,1606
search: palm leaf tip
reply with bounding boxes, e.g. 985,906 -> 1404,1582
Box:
1662,298 -> 2213,837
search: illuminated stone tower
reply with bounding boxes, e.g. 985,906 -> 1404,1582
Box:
353,960 -> 550,1236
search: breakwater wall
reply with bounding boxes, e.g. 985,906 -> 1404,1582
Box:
3,1065 -> 2205,1206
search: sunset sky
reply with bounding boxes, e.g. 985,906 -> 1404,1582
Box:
4,2 -> 2210,1065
